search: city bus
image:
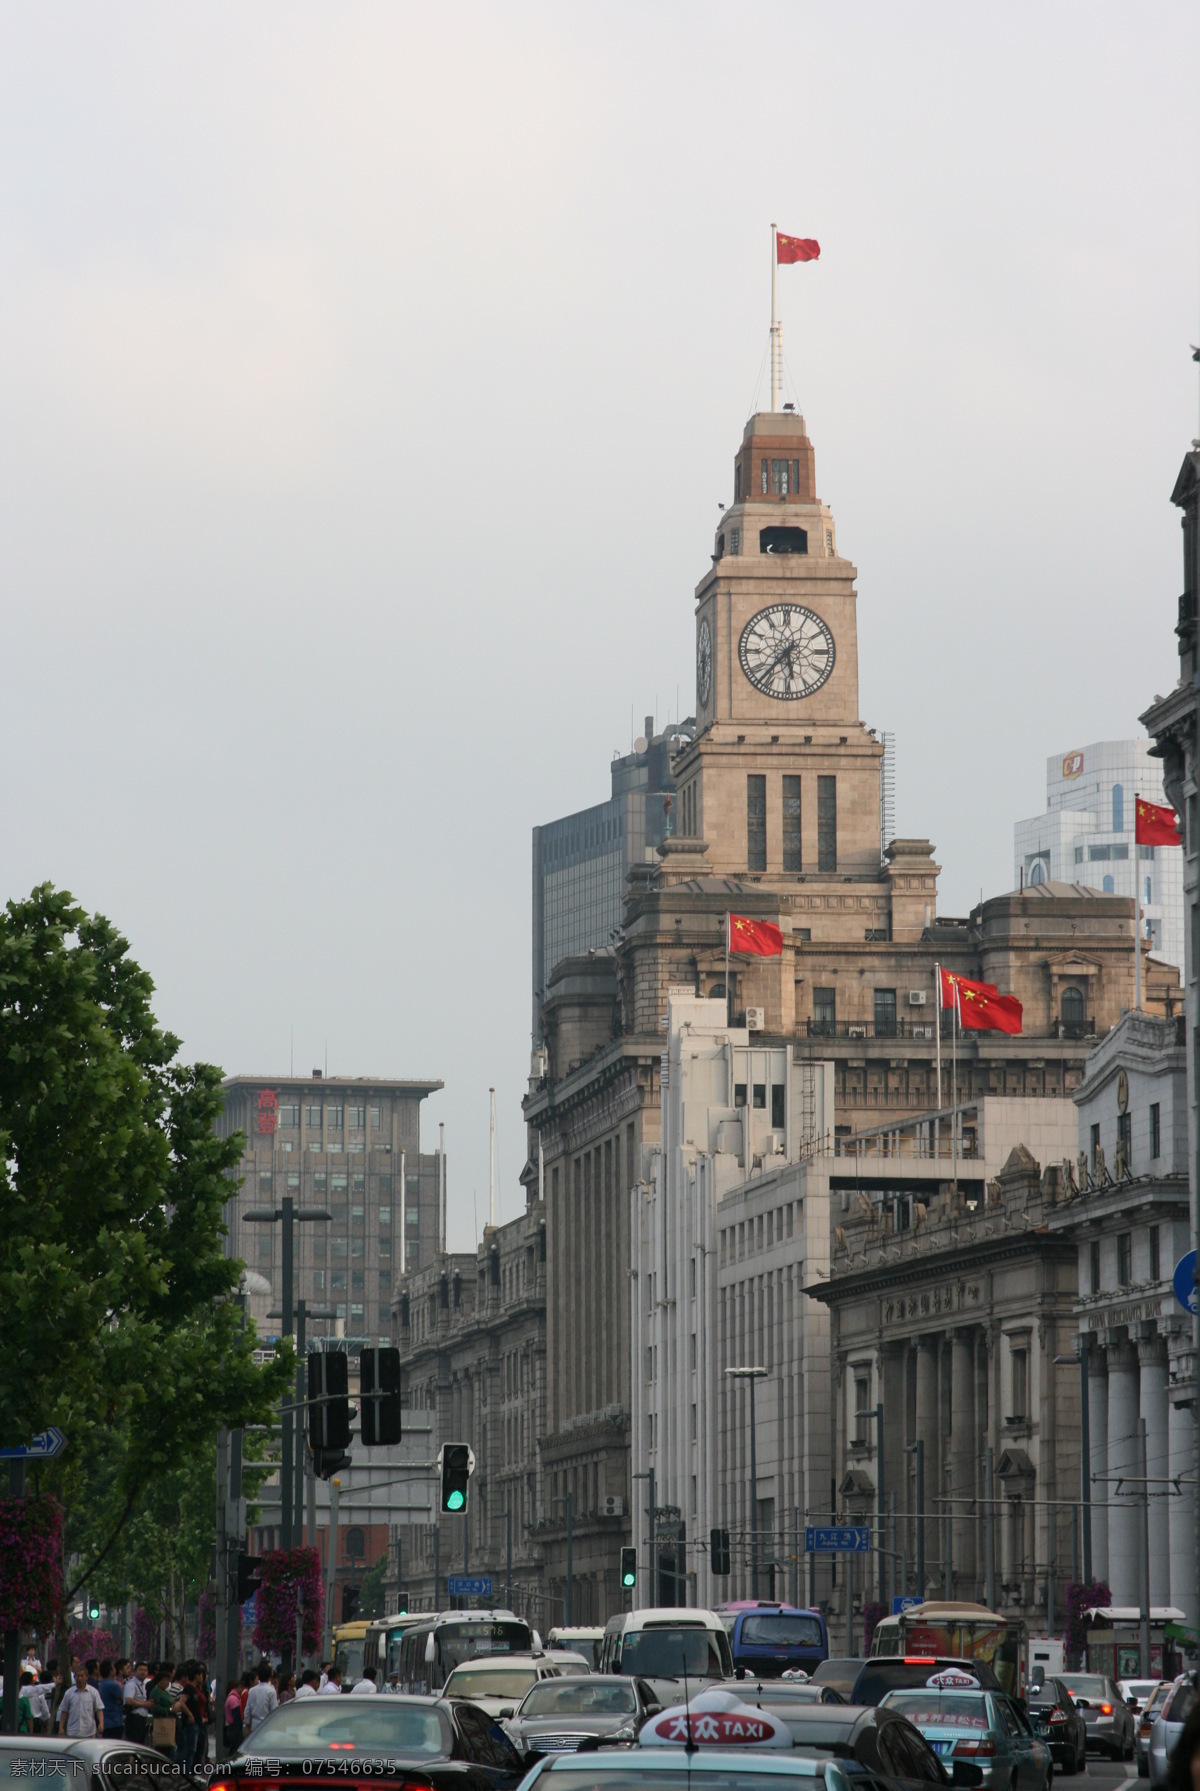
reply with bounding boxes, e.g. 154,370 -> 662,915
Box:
363,1612 -> 423,1683
331,1618 -> 372,1686
869,1601 -> 1027,1695
395,1610 -> 534,1695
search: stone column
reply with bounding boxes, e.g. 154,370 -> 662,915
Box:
1088,1345 -> 1109,1585
1137,1332 -> 1171,1608
951,1329 -> 977,1593
915,1337 -> 939,1598
1106,1340 -> 1140,1606
1167,1334 -> 1197,1631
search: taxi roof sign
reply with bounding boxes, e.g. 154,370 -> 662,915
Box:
642,1688 -> 791,1748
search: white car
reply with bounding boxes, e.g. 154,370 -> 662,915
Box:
1121,1679 -> 1162,1715
442,1653 -> 563,1719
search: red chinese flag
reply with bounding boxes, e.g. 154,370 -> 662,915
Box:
728,913 -> 784,957
955,976 -> 1023,1035
939,967 -> 997,1009
776,232 -> 820,264
1135,797 -> 1182,846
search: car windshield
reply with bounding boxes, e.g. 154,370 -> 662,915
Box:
1122,1684 -> 1158,1702
439,1621 -> 531,1675
741,1617 -> 825,1648
620,1628 -> 728,1678
885,1693 -> 989,1730
445,1666 -> 540,1700
1145,1686 -> 1173,1716
1059,1677 -> 1107,1700
246,1701 -> 449,1756
754,1687 -> 829,1706
854,1663 -> 981,1706
1167,1687 -> 1198,1725
521,1681 -> 638,1717
1027,1689 -> 1061,1708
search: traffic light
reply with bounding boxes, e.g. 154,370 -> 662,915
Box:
620,1547 -> 637,1589
710,1527 -> 731,1576
87,1596 -> 100,1621
308,1348 -> 352,1479
439,1442 -> 472,1513
397,1590 -> 409,1615
236,1552 -> 262,1605
360,1346 -> 402,1447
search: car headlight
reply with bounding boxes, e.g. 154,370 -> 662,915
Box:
608,1725 -> 637,1743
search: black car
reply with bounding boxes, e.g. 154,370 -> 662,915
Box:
747,1681 -> 847,1708
1027,1676 -> 1088,1775
216,1693 -> 525,1791
0,1736 -> 196,1789
851,1660 -> 1002,1709
770,1703 -> 984,1791
505,1675 -> 662,1759
813,1660 -> 868,1701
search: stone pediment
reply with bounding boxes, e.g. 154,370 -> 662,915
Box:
839,1467 -> 875,1499
997,1447 -> 1036,1480
1044,952 -> 1103,979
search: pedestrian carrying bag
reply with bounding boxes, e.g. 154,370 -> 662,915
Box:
152,1716 -> 176,1747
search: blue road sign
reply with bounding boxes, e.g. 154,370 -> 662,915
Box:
1173,1250 -> 1198,1316
0,1427 -> 68,1462
448,1574 -> 493,1598
241,1593 -> 257,1624
805,1525 -> 870,1553
892,1594 -> 924,1615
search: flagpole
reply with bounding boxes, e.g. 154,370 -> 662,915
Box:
951,983 -> 959,1196
725,912 -> 731,1026
770,222 -> 778,412
935,963 -> 942,1111
1134,821 -> 1143,1014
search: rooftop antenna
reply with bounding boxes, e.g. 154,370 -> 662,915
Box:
489,1087 -> 496,1228
290,1024 -> 293,1078
324,1039 -> 328,1078
439,1121 -> 446,1254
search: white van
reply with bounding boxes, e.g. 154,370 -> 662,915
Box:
547,1627 -> 605,1671
598,1608 -> 733,1681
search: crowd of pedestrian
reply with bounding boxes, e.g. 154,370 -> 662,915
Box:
7,1647 -> 213,1770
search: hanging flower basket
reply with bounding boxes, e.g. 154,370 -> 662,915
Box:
0,1496 -> 64,1635
253,1547 -> 323,1656
1065,1580 -> 1111,1659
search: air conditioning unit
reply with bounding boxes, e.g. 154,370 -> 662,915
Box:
848,1024 -> 867,1038
912,1024 -> 933,1041
908,989 -> 927,1006
602,1495 -> 624,1518
745,1006 -> 765,1031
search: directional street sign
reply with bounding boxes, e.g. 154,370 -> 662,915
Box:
447,1574 -> 493,1598
1173,1250 -> 1198,1316
805,1525 -> 870,1553
0,1427 -> 68,1462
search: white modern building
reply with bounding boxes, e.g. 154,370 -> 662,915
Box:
1014,741 -> 1184,975
1050,1011 -> 1196,1648
631,990 -> 835,1610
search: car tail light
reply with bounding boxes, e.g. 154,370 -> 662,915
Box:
953,1741 -> 997,1757
1049,1710 -> 1067,1725
1100,1704 -> 1114,1716
1140,1722 -> 1154,1737
904,1658 -> 938,1665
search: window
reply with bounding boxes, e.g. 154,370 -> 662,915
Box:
1062,987 -> 1086,1037
312,1231 -> 326,1260
730,527 -> 741,555
1090,1122 -> 1100,1173
351,1204 -> 365,1226
1117,1232 -> 1132,1287
825,529 -> 834,554
1113,783 -> 1125,832
305,1103 -> 322,1127
258,1170 -> 273,1194
854,1374 -> 871,1445
369,1105 -> 382,1129
813,988 -> 835,1035
379,1205 -> 392,1227
352,1172 -> 366,1195
379,1270 -> 391,1294
734,1082 -> 747,1106
1149,1225 -> 1161,1281
314,1172 -> 327,1194
1011,1347 -> 1028,1420
771,1084 -> 785,1128
351,1269 -> 365,1292
1030,859 -> 1048,885
326,1105 -> 343,1129
1074,846 -> 1084,864
761,457 -> 768,494
331,1270 -> 347,1292
1150,1102 -> 1161,1159
277,1103 -> 299,1127
351,1236 -> 365,1260
332,1238 -> 347,1261
1102,874 -> 1115,893
286,1170 -> 299,1192
257,1234 -> 272,1261
874,988 -> 898,1038
1090,845 -> 1111,861
378,1239 -> 391,1262
817,775 -> 837,871
747,775 -> 766,872
735,463 -> 742,502
313,1270 -> 326,1293
347,1104 -> 365,1128
1116,1109 -> 1131,1173
350,1304 -> 364,1322
1090,1239 -> 1101,1294
1111,843 -> 1129,859
407,1206 -> 420,1230
783,776 -> 802,871
752,1083 -> 767,1109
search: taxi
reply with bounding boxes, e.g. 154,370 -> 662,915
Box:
880,1676 -> 1052,1791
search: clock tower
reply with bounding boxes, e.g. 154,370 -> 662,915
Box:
673,406 -> 884,880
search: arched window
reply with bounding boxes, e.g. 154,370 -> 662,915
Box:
1061,987 -> 1085,1036
345,1526 -> 366,1561
1030,859 -> 1047,886
1102,874 -> 1115,893
1112,783 -> 1124,833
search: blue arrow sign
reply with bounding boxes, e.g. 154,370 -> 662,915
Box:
805,1525 -> 870,1553
1173,1250 -> 1197,1316
448,1575 -> 493,1598
892,1594 -> 924,1615
0,1427 -> 68,1462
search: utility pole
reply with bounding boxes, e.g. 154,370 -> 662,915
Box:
876,1404 -> 886,1605
2,1459 -> 26,1734
214,1430 -> 229,1759
984,1447 -> 997,1612
1138,1419 -> 1151,1676
725,1366 -> 767,1599
566,1490 -> 574,1625
906,1440 -> 925,1596
226,1428 -> 244,1695
506,1506 -> 513,1610
323,1476 -> 340,1652
633,1469 -> 654,1611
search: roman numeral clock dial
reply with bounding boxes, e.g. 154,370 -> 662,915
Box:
738,604 -> 835,700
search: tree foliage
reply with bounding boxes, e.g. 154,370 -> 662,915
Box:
0,885 -> 290,1585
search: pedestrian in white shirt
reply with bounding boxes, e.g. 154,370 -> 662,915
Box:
320,1667 -> 344,1695
295,1671 -> 320,1699
350,1669 -> 378,1695
59,1667 -> 105,1738
243,1663 -> 278,1737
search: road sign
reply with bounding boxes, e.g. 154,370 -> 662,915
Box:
892,1594 -> 924,1615
447,1574 -> 493,1598
240,1593 -> 257,1625
1173,1250 -> 1198,1316
805,1525 -> 870,1553
0,1427 -> 68,1462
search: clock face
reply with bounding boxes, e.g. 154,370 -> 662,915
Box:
738,604 -> 835,700
696,616 -> 713,708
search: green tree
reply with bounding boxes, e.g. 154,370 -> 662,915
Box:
357,1555 -> 389,1622
0,885 -> 290,1595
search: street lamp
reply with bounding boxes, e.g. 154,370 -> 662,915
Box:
632,1468 -> 655,1609
1055,1347 -> 1092,1586
904,1440 -> 925,1599
243,1200 -> 332,1554
725,1366 -> 768,1598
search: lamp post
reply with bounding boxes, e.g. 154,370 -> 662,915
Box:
1055,1347 -> 1092,1585
905,1440 -> 925,1596
267,1300 -> 337,1545
242,1199 -> 331,1565
633,1468 -> 655,1609
725,1366 -> 768,1598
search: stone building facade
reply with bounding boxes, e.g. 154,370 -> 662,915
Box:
391,1203 -> 550,1621
525,398 -> 1174,1604
220,1071 -> 444,1346
1049,1010 -> 1196,1634
810,1126 -> 1082,1649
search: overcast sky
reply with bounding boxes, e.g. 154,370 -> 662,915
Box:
2,3 -> 1197,1247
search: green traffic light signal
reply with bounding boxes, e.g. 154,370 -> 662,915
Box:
620,1546 -> 637,1589
88,1602 -> 100,1620
621,1568 -> 635,1588
446,1489 -> 465,1512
